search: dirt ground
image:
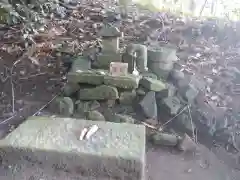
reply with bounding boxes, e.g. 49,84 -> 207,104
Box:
147,144 -> 240,180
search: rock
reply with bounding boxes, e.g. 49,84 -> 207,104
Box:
148,61 -> 174,80
156,84 -> 177,99
180,84 -> 199,103
170,69 -> 185,81
86,110 -> 106,121
104,74 -> 139,89
177,134 -> 197,152
136,86 -> 147,96
52,97 -> 74,116
189,76 -> 206,92
70,56 -> 91,72
63,83 -> 80,96
94,52 -> 122,69
67,70 -> 106,85
151,132 -> 179,146
113,114 -> 135,124
178,112 -> 196,134
140,77 -> 166,92
139,91 -> 157,118
76,100 -> 100,113
78,85 -> 119,100
119,91 -> 137,105
161,96 -> 182,115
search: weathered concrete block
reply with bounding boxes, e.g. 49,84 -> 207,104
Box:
95,52 -> 122,69
110,62 -> 128,76
140,77 -> 166,92
0,117 -> 146,180
78,85 -> 119,100
104,74 -> 139,89
67,70 -> 106,85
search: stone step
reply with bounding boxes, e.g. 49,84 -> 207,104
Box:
0,117 -> 146,180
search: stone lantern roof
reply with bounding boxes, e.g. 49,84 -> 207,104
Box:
99,25 -> 121,38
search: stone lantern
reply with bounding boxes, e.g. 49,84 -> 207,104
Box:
99,25 -> 121,53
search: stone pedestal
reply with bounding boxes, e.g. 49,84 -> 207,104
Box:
102,37 -> 119,53
0,117 -> 146,180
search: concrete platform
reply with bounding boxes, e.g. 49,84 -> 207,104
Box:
0,117 -> 146,180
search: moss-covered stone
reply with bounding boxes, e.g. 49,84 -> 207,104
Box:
78,85 -> 119,100
67,70 -> 107,85
119,91 -> 137,105
140,77 -> 166,92
104,74 -> 139,89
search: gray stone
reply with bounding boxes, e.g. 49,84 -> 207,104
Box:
162,96 -> 182,115
104,74 -> 139,89
119,91 -> 137,105
63,83 -> 80,96
136,86 -> 147,96
178,113 -> 196,134
139,91 -> 157,118
156,83 -> 177,99
113,114 -> 135,124
189,76 -> 206,91
0,117 -> 145,180
51,97 -> 74,116
140,77 -> 166,92
67,70 -> 106,85
94,52 -> 122,69
86,111 -> 106,121
70,56 -> 91,72
182,84 -> 199,103
171,69 -> 185,81
78,85 -> 119,100
151,132 -> 179,146
76,100 -> 100,113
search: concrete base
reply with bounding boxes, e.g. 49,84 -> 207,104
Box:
0,117 -> 146,180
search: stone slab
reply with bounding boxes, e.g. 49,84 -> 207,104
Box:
104,74 -> 139,89
140,77 -> 166,92
67,70 -> 107,85
0,117 -> 146,180
78,85 -> 119,100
